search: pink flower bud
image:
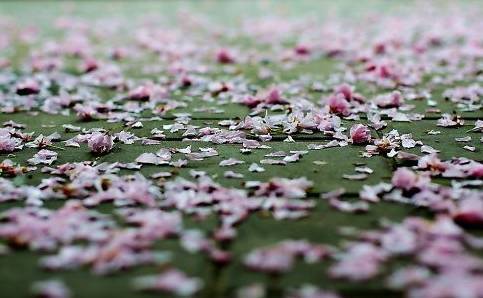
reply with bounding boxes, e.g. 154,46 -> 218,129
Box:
334,83 -> 354,100
294,44 -> 310,56
350,124 -> 371,144
327,94 -> 350,116
265,88 -> 282,104
469,164 -> 483,179
216,49 -> 235,64
80,58 -> 98,73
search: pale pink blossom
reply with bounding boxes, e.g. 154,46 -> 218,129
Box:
437,113 -> 464,127
0,136 -> 18,152
128,85 -> 152,101
28,149 -> 58,165
408,271 -> 483,298
16,78 -> 40,95
417,154 -> 448,174
133,269 -> 203,296
254,177 -> 313,199
74,104 -> 98,121
87,133 -> 113,154
244,240 -> 329,274
264,88 -> 285,105
387,266 -> 431,289
453,197 -> 483,228
287,285 -> 341,298
329,243 -> 387,281
391,168 -> 418,191
375,91 -> 403,108
31,279 -> 71,298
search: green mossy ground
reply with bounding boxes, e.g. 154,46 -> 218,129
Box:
0,1 -> 481,298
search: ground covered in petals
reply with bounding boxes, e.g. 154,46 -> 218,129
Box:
0,1 -> 482,298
